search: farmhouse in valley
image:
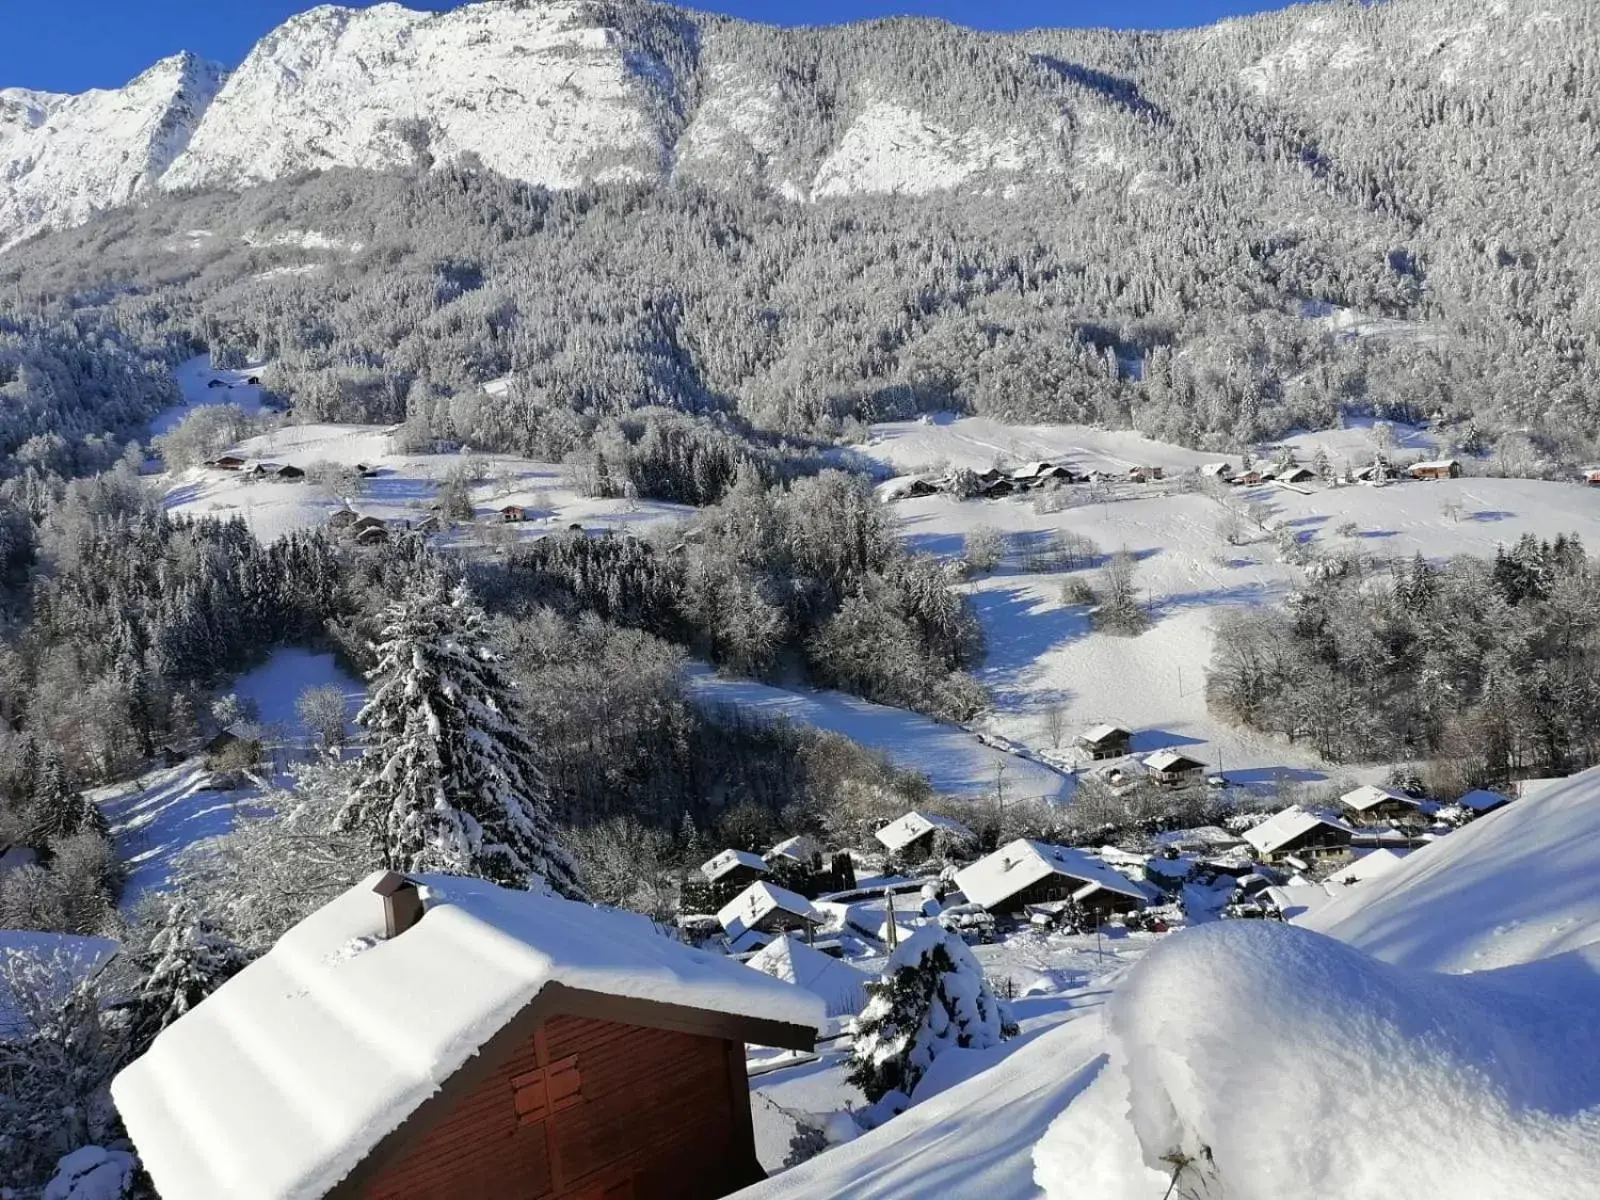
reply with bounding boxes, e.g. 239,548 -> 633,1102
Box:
1076,724 -> 1132,761
874,811 -> 977,862
1410,458 -> 1463,481
1242,806 -> 1355,864
717,881 -> 825,949
112,873 -> 821,1200
1338,784 -> 1423,824
953,839 -> 1149,921
701,848 -> 769,889
1143,749 -> 1206,786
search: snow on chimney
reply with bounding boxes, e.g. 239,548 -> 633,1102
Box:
373,871 -> 424,938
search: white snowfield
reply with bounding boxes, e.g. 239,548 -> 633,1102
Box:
860,415 -> 1600,794
1305,766 -> 1600,972
1033,922 -> 1600,1199
113,872 -> 823,1200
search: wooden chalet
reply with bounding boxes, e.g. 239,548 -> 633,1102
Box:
204,724 -> 260,762
1233,470 -> 1266,486
1409,458 -> 1462,481
275,464 -> 306,481
1338,784 -> 1422,825
717,882 -> 824,950
1076,723 -> 1132,761
873,811 -> 976,863
355,525 -> 390,546
500,505 -> 528,523
112,873 -> 821,1200
1200,462 -> 1234,481
1143,749 -> 1206,786
700,848 -> 769,889
327,508 -> 361,532
1129,466 -> 1164,483
953,839 -> 1149,921
206,455 -> 247,471
1242,806 -> 1354,865
1586,470 -> 1600,487
1275,466 -> 1316,485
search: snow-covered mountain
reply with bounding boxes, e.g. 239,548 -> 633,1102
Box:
0,0 -> 1591,250
0,54 -> 223,249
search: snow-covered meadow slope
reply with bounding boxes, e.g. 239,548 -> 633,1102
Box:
860,415 -> 1600,793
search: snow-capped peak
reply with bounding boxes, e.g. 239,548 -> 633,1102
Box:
0,51 -> 224,250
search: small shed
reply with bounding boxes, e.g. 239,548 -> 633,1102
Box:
1242,806 -> 1354,864
1143,749 -> 1206,786
717,882 -> 825,947
1275,466 -> 1316,485
701,848 -> 770,888
112,873 -> 820,1200
873,811 -> 976,862
1129,466 -> 1165,483
1338,784 -> 1421,824
953,839 -> 1148,920
327,508 -> 360,532
204,724 -> 260,762
1076,724 -> 1132,761
1201,462 -> 1234,481
1409,459 -> 1462,481
1585,470 -> 1600,487
207,455 -> 246,471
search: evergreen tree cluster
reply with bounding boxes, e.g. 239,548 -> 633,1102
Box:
1207,536 -> 1600,786
505,469 -> 986,721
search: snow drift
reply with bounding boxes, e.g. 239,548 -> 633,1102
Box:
1033,921 -> 1600,1199
1303,765 -> 1600,970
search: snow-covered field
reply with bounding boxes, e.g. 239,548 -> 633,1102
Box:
857,416 -> 1600,792
156,357 -> 692,544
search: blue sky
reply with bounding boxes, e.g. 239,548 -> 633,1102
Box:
0,1 -> 1290,94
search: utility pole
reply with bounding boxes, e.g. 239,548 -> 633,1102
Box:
884,888 -> 898,950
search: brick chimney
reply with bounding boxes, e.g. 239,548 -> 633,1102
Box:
373,871 -> 424,939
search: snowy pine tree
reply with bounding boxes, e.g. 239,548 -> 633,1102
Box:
338,578 -> 584,897
128,892 -> 255,1058
846,927 -> 1015,1116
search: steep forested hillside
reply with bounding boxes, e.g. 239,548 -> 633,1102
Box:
2,0 -> 1597,462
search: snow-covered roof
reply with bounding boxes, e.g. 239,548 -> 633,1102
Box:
954,839 -> 1148,912
112,873 -> 822,1200
1243,806 -> 1354,856
1326,848 -> 1409,887
874,810 -> 976,854
1078,723 -> 1131,746
0,931 -> 120,1038
765,834 -> 821,864
747,935 -> 871,1017
1261,883 -> 1338,921
1339,784 -> 1420,814
1201,462 -> 1233,477
701,847 -> 769,882
717,881 -> 825,941
1457,788 -> 1512,812
1144,749 -> 1204,773
1412,457 -> 1461,470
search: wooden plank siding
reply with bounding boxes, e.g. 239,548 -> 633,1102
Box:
362,1016 -> 763,1200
